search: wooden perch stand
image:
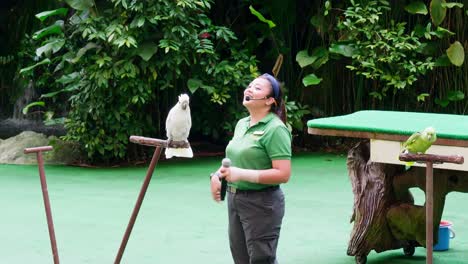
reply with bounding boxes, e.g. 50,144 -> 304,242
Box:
398,152 -> 464,264
115,135 -> 191,264
24,146 -> 60,264
115,136 -> 164,264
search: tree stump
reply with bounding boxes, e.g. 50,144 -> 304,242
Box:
346,141 -> 468,263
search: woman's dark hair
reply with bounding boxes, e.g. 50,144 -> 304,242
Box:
259,73 -> 287,124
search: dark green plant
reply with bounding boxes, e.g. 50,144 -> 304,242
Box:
284,96 -> 311,133
21,0 -> 257,162
294,0 -> 466,118
326,0 -> 465,103
335,1 -> 436,91
0,0 -> 58,117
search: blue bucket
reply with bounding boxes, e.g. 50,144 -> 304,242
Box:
433,220 -> 455,251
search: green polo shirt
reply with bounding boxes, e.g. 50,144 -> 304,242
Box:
226,112 -> 292,190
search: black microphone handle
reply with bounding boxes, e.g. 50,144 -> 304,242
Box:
220,178 -> 228,201
220,158 -> 231,201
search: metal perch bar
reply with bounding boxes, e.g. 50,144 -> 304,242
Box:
24,146 -> 60,264
399,153 -> 465,264
115,136 -> 164,264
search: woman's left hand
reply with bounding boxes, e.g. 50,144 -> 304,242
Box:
219,166 -> 259,183
219,166 -> 243,182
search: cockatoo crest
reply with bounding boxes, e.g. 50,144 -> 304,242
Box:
178,94 -> 190,110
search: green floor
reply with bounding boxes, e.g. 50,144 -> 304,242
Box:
1,153 -> 467,263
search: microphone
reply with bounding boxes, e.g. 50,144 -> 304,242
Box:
220,158 -> 231,201
245,96 -> 267,101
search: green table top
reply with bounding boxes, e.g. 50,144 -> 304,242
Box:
307,110 -> 468,141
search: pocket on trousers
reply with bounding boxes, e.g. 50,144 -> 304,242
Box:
262,191 -> 274,207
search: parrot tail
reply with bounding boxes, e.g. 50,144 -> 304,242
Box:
165,147 -> 193,159
405,161 -> 414,171
398,152 -> 414,171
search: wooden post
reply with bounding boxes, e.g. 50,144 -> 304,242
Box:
24,146 -> 60,264
426,162 -> 433,264
399,153 -> 464,264
114,136 -> 190,264
114,145 -> 163,264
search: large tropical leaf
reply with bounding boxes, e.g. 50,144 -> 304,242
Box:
302,74 -> 322,86
32,20 -> 64,40
447,90 -> 465,101
296,50 -> 315,68
249,6 -> 276,28
329,43 -> 356,57
434,54 -> 452,66
41,84 -> 80,98
310,47 -> 329,69
71,43 -> 100,63
36,8 -> 68,22
433,26 -> 455,38
441,2 -> 463,8
56,72 -> 80,85
310,15 -> 324,28
187,78 -> 214,94
22,101 -> 45,115
19,58 -> 51,74
405,2 -> 428,15
188,78 -> 203,93
64,0 -> 94,11
435,98 -> 450,107
446,41 -> 464,66
416,42 -> 439,55
36,39 -> 65,57
296,48 -> 329,69
137,42 -> 158,61
430,0 -> 447,26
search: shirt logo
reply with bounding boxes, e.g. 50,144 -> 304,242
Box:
253,131 -> 264,136
251,130 -> 264,140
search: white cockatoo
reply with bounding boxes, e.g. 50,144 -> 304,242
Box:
165,93 -> 193,159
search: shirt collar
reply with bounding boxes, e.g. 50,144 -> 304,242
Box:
245,112 -> 275,127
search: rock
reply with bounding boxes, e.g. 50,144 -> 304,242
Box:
0,131 -> 81,165
0,131 -> 49,164
0,118 -> 66,139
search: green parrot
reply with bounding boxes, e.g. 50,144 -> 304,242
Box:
401,127 -> 437,169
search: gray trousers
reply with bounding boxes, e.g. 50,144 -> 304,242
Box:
227,187 -> 285,264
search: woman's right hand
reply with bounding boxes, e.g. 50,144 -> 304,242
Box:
210,173 -> 222,202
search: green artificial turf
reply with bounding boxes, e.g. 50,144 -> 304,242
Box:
1,153 -> 467,263
307,110 -> 468,140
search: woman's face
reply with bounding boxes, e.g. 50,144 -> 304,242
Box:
243,77 -> 274,107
